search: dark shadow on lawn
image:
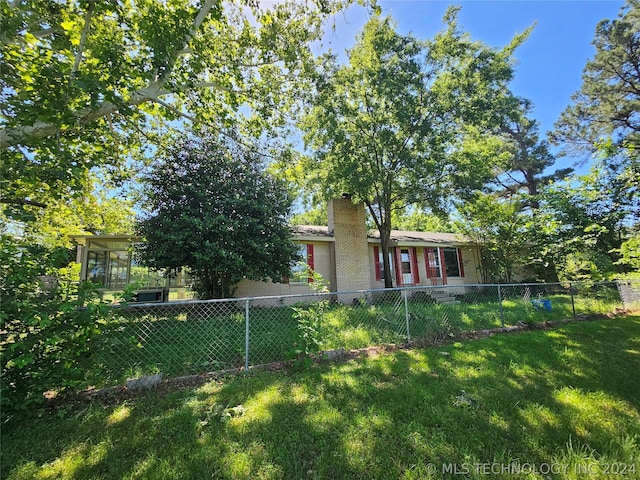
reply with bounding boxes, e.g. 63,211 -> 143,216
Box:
3,317 -> 639,480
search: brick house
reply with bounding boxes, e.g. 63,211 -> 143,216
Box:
72,197 -> 487,301
235,197 -> 482,300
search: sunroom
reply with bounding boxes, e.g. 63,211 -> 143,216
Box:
71,235 -> 193,302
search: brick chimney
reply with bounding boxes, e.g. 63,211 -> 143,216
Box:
328,196 -> 371,298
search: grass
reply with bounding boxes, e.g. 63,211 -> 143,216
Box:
3,315 -> 639,479
84,288 -> 622,388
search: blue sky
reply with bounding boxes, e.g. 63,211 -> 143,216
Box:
316,0 -> 624,172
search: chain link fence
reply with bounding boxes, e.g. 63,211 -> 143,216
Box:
87,280 -> 639,388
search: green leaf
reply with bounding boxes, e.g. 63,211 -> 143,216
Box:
60,20 -> 75,33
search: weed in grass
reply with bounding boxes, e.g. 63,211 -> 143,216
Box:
552,434 -> 640,479
4,316 -> 639,480
552,436 -> 599,479
76,291 -> 624,390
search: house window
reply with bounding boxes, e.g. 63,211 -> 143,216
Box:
373,246 -> 393,281
290,244 -> 315,284
443,247 -> 464,277
85,242 -> 131,289
400,249 -> 413,285
394,247 -> 419,286
425,248 -> 442,278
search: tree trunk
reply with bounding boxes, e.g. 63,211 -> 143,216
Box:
380,230 -> 394,288
379,207 -> 395,288
525,168 -> 540,209
542,258 -> 560,283
365,199 -> 394,288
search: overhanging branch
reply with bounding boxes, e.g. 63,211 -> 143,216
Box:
1,198 -> 48,209
0,82 -> 162,148
0,0 -> 221,150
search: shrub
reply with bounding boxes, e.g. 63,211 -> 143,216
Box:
0,235 -> 111,421
290,267 -> 329,369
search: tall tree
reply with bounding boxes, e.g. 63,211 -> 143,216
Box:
391,208 -> 454,233
547,0 -> 639,280
492,100 -> 572,209
136,131 -> 298,299
1,172 -> 135,253
454,98 -> 571,281
615,228 -> 640,275
0,0 -> 362,217
525,158 -> 637,282
550,0 -> 640,156
291,206 -> 328,226
456,193 -> 525,283
22,184 -> 134,248
301,11 -> 529,287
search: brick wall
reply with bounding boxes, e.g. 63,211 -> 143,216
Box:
328,197 -> 371,300
234,241 -> 333,298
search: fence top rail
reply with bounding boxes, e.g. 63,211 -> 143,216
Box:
109,280 -> 634,309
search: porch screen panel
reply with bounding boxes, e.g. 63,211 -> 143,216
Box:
86,249 -> 129,289
87,250 -> 107,286
106,250 -> 129,289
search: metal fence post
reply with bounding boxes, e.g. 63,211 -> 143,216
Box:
403,288 -> 411,342
569,282 -> 576,320
245,298 -> 250,371
498,284 -> 504,328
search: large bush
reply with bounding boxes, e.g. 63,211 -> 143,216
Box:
136,132 -> 298,299
0,235 -> 110,421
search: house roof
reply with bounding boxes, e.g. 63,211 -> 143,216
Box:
293,225 -> 331,236
292,225 -> 472,246
71,227 -> 472,247
376,230 -> 472,246
69,234 -> 139,246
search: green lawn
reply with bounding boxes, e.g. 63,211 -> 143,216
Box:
85,289 -> 622,388
4,315 -> 639,479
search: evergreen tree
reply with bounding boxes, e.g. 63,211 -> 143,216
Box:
136,132 -> 298,299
